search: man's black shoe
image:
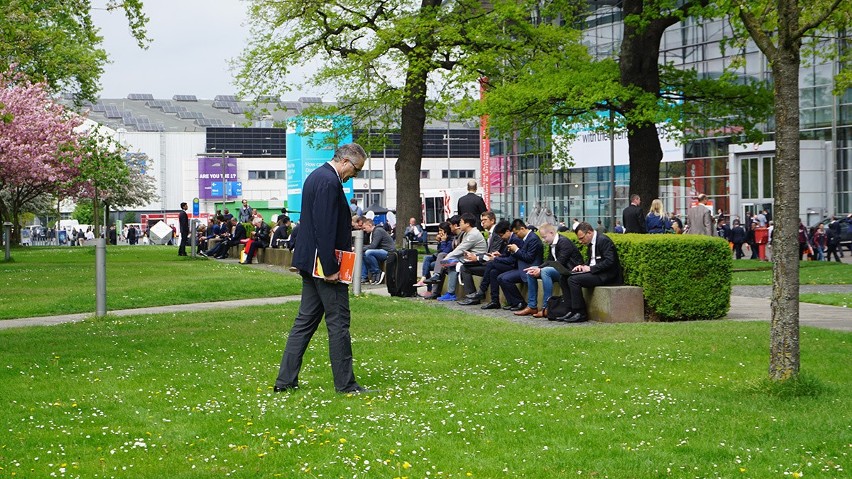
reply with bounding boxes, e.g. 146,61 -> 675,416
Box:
480,301 -> 501,310
504,303 -> 523,311
458,298 -> 480,306
563,311 -> 589,323
273,384 -> 297,393
423,274 -> 442,284
465,291 -> 485,300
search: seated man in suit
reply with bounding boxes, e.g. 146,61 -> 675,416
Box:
555,221 -> 623,323
458,217 -> 509,305
522,223 -> 583,317
204,217 -> 247,259
403,217 -> 430,253
497,220 -> 544,312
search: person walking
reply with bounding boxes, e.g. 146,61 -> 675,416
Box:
686,194 -> 714,236
274,143 -> 372,394
178,202 -> 189,256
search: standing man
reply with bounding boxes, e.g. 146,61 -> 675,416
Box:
457,180 -> 488,229
686,194 -> 714,236
178,202 -> 189,256
622,194 -> 646,234
554,222 -> 623,323
275,143 -> 371,394
239,199 -> 253,223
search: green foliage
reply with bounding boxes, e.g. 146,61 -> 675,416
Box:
122,211 -> 138,224
565,233 -> 732,321
0,0 -> 149,103
72,199 -> 93,225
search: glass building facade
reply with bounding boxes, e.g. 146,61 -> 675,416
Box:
487,3 -> 851,227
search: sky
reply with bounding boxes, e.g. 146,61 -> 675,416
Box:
92,0 -> 271,100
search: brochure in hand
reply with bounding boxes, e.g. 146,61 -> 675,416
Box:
313,249 -> 356,284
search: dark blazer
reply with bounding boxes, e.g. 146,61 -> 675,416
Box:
292,163 -> 352,274
586,232 -> 623,285
179,210 -> 189,236
622,204 -> 646,234
541,235 -> 583,275
493,234 -> 523,267
457,193 -> 487,227
511,231 -> 544,270
227,222 -> 247,246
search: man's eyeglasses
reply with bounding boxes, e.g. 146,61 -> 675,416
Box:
346,158 -> 362,175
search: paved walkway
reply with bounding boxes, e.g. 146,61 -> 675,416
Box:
2,262 -> 851,332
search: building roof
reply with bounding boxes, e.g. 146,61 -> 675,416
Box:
62,93 -> 316,133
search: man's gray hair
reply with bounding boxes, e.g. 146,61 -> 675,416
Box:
332,143 -> 367,163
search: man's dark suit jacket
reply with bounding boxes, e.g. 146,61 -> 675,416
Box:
510,232 -> 544,270
622,204 -> 646,234
179,210 -> 190,236
226,223 -> 247,247
540,235 -> 583,276
457,193 -> 487,227
292,162 -> 352,275
585,233 -> 623,285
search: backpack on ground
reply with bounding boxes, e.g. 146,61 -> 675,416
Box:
545,296 -> 571,321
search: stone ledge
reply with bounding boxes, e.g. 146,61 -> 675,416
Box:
582,286 -> 644,323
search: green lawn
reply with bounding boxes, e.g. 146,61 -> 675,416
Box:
0,298 -> 848,478
0,246 -> 302,320
732,259 -> 852,285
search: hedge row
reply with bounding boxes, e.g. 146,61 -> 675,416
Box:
561,232 -> 732,321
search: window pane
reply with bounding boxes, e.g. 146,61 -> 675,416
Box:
741,158 -> 750,198
763,156 -> 773,198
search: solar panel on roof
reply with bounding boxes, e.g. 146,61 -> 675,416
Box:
298,96 -> 322,103
128,93 -> 154,100
173,94 -> 198,102
229,105 -> 250,114
91,103 -> 106,112
214,95 -> 237,102
257,95 -> 278,103
177,111 -> 204,119
280,101 -> 302,111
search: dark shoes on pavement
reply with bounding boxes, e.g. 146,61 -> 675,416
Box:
458,298 -> 481,306
555,311 -> 588,323
465,291 -> 485,300
505,303 -> 524,311
480,301 -> 501,310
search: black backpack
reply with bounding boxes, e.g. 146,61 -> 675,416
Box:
545,296 -> 571,321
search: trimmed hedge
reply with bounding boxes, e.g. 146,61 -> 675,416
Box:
562,232 -> 732,321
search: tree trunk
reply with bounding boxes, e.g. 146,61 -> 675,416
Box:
619,0 -> 676,211
768,16 -> 802,381
395,65 -> 428,248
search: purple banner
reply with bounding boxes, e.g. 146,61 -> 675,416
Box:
198,157 -> 238,200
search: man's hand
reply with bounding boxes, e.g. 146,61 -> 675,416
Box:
324,271 -> 341,283
508,244 -> 519,253
572,265 -> 591,273
464,251 -> 477,262
525,266 -> 541,277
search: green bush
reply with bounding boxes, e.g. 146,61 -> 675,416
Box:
564,232 -> 732,321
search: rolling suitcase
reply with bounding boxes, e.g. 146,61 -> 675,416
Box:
385,249 -> 418,297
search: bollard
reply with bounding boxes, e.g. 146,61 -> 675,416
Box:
95,237 -> 107,317
352,229 -> 364,295
3,222 -> 11,261
190,219 -> 198,258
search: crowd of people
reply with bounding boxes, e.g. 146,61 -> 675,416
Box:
194,201 -> 296,263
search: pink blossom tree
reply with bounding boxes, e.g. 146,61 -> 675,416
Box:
0,69 -> 83,243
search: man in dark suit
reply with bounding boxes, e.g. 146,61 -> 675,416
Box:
457,180 -> 488,229
457,215 -> 509,305
622,194 -> 646,234
555,221 -> 623,323
275,143 -> 371,394
205,217 -> 246,259
521,223 -> 583,317
178,202 -> 190,256
497,219 -> 544,311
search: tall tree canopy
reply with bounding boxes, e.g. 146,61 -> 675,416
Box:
238,0 -> 585,240
470,1 -> 773,214
0,0 -> 149,103
0,69 -> 84,242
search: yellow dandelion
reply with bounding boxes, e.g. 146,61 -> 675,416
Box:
403,462 -> 411,469
339,438 -> 347,444
792,472 -> 802,478
257,453 -> 266,458
739,467 -> 746,473
467,473 -> 473,477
